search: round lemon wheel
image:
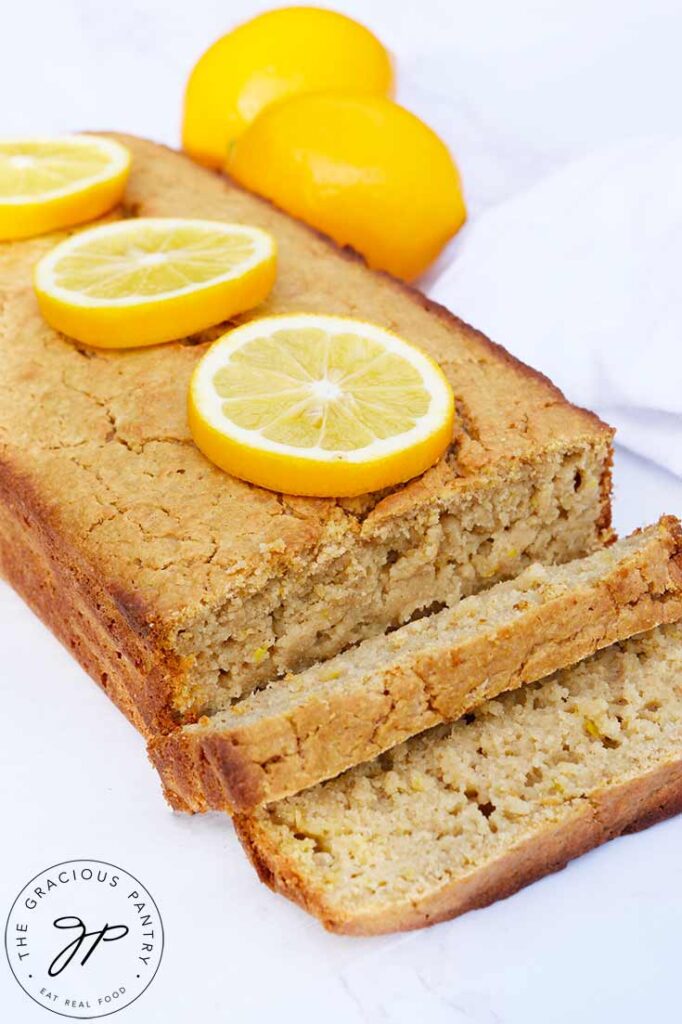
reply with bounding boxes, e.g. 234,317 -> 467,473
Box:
189,313 -> 454,497
0,135 -> 131,241
34,217 -> 277,348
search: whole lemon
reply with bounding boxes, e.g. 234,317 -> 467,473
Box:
227,93 -> 466,281
183,7 -> 393,168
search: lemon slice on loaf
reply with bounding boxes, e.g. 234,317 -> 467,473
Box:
34,217 -> 277,348
189,313 -> 454,496
0,135 -> 130,240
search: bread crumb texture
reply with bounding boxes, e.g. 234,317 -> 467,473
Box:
239,623 -> 682,933
151,517 -> 682,812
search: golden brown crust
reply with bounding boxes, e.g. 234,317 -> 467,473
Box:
150,518 -> 682,812
235,757 -> 682,935
0,457 -> 184,736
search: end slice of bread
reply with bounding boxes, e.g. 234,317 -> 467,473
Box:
150,517 -> 682,813
236,621 -> 682,934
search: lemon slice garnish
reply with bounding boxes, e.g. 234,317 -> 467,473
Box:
0,135 -> 130,240
189,313 -> 454,496
34,217 -> 277,348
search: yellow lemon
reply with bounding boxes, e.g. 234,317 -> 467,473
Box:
188,313 -> 454,497
0,135 -> 130,241
183,7 -> 393,168
227,93 -> 465,281
34,217 -> 276,348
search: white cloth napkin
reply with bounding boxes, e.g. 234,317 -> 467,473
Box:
428,136 -> 682,476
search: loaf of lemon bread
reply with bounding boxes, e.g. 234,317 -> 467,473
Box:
0,134 -> 612,747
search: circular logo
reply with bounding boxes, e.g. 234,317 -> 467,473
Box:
4,859 -> 164,1018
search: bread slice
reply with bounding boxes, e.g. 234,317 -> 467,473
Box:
236,621 -> 682,935
0,134 -> 613,741
150,517 -> 682,812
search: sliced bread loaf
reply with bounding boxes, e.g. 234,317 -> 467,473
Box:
236,621 -> 682,934
151,517 -> 682,812
0,134 -> 614,741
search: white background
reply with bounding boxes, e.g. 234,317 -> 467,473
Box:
2,1 -> 682,1021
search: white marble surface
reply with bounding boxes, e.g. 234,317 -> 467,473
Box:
2,2 -> 681,1021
